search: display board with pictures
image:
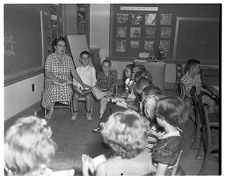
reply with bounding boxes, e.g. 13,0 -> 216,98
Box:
110,4 -> 174,60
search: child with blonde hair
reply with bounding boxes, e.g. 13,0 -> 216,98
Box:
4,116 -> 56,175
82,110 -> 156,176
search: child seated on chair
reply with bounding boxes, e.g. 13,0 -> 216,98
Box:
151,96 -> 188,175
121,63 -> 135,98
72,51 -> 97,121
180,59 -> 216,121
92,77 -> 151,133
94,58 -> 117,118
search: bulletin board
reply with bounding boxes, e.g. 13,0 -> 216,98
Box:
173,17 -> 220,65
4,5 -> 43,85
109,4 -> 174,60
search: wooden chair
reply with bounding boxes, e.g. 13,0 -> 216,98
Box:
44,100 -> 74,119
72,85 -> 95,116
189,86 -> 202,149
111,69 -> 119,95
175,64 -> 185,91
179,82 -> 186,100
168,149 -> 185,176
195,95 -> 219,175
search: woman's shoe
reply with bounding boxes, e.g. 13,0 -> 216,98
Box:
86,112 -> 93,121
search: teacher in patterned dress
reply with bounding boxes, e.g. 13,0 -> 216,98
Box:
41,37 -> 90,120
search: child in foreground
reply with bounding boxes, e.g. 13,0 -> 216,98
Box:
151,96 -> 188,175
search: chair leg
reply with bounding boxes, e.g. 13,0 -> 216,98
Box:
70,100 -> 74,116
190,112 -> 201,149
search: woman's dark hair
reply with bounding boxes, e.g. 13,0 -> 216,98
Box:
184,58 -> 200,73
51,37 -> 67,53
79,51 -> 91,58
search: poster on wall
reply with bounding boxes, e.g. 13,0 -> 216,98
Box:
145,27 -> 155,38
130,27 -> 141,38
130,40 -> 141,49
117,27 -> 127,37
117,13 -> 129,23
116,39 -> 126,52
160,14 -> 172,25
160,39 -> 170,53
144,40 -> 154,50
160,27 -> 172,38
131,13 -> 143,25
145,13 -> 157,25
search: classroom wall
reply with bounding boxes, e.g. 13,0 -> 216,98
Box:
90,4 -> 110,61
89,4 -> 177,83
4,74 -> 44,120
89,4 -> 219,84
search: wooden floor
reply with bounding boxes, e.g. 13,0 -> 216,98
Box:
4,89 -> 221,175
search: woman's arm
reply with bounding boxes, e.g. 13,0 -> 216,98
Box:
71,69 -> 91,89
45,71 -> 66,84
155,163 -> 168,176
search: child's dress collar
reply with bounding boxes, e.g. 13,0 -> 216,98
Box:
159,130 -> 180,139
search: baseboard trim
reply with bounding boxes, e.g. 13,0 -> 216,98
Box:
5,101 -> 42,121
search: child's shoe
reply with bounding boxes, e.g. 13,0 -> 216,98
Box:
71,112 -> 78,121
86,112 -> 93,120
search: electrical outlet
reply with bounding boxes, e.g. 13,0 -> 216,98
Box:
32,84 -> 35,92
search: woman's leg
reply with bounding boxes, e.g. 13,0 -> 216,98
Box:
46,102 -> 55,119
72,92 -> 79,120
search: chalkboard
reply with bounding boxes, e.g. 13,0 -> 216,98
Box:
173,17 -> 220,64
4,5 -> 43,85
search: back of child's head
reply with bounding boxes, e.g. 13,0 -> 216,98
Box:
144,94 -> 161,120
155,96 -> 188,128
134,70 -> 153,84
185,58 -> 200,73
141,85 -> 162,100
101,110 -> 149,159
80,50 -> 90,58
135,77 -> 152,94
4,116 -> 56,175
133,64 -> 146,72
